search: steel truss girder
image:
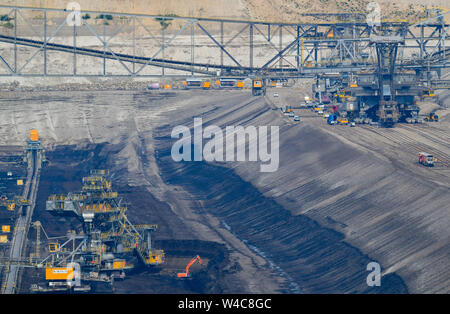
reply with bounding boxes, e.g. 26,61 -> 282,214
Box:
0,5 -> 448,78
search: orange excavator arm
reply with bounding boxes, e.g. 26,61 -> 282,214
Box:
178,255 -> 203,278
185,255 -> 203,276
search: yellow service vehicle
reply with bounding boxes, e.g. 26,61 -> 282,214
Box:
337,117 -> 349,125
424,112 -> 439,122
252,77 -> 266,96
422,89 -> 435,98
313,107 -> 322,113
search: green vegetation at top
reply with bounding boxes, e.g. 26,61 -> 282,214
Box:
96,14 -> 114,20
0,14 -> 11,22
155,13 -> 179,30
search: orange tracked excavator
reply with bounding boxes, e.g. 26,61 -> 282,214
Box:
177,255 -> 203,278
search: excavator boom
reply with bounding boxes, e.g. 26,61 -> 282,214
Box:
177,255 -> 203,278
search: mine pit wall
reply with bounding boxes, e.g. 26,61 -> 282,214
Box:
153,95 -> 448,294
155,133 -> 407,294
2,87 -> 447,293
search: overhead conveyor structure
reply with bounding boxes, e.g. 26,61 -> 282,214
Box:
0,5 -> 448,79
1,130 -> 44,294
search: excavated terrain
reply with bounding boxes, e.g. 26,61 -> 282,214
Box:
0,85 -> 448,293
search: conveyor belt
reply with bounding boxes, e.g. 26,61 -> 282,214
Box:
0,34 -> 448,77
2,151 -> 39,294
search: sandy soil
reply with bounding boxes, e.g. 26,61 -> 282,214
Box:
2,0 -> 250,19
3,0 -> 448,23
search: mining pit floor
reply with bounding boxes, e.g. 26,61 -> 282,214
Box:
0,86 -> 448,293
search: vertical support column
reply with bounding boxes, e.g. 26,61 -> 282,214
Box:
191,21 -> 194,75
103,21 -> 106,76
73,21 -> 76,76
319,41 -> 322,66
220,21 -> 224,69
315,43 -> 319,66
162,25 -> 165,76
301,38 -> 304,72
44,10 -> 47,76
296,26 -> 300,70
314,26 -> 318,66
420,25 -> 424,59
443,27 -> 446,64
353,24 -> 356,60
279,25 -> 283,69
147,230 -> 152,251
250,23 -> 253,70
14,9 -> 17,73
35,223 -> 40,259
133,17 -> 136,74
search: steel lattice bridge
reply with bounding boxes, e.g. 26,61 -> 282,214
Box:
0,5 -> 448,78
